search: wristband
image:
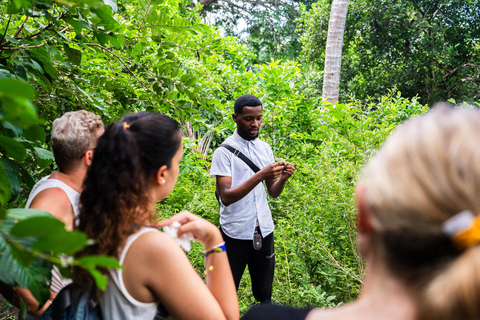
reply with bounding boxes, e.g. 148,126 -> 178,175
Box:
203,241 -> 226,256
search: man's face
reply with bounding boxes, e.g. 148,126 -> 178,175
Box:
232,105 -> 263,141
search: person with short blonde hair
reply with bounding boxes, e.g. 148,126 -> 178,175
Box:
16,110 -> 104,318
244,104 -> 480,320
51,110 -> 104,173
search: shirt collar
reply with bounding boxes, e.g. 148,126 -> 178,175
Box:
233,129 -> 257,146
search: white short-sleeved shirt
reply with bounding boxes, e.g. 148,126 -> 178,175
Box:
210,130 -> 275,240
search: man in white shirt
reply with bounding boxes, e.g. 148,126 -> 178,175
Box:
210,95 -> 295,303
17,110 -> 104,317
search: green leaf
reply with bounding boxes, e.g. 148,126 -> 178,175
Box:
28,47 -> 58,80
0,162 -> 12,205
19,166 -> 36,189
0,209 -> 70,302
103,0 -> 118,13
1,97 -> 39,127
63,15 -> 83,34
0,158 -> 19,201
23,124 -> 46,144
0,78 -> 36,100
77,255 -> 121,269
0,136 -> 27,161
84,266 -> 108,291
63,44 -> 82,65
8,0 -> 22,13
94,32 -> 107,46
33,231 -> 89,255
109,35 -> 121,49
7,240 -> 35,267
92,6 -> 117,30
10,216 -> 65,238
34,147 -> 54,160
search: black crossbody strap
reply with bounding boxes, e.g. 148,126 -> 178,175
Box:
219,144 -> 260,173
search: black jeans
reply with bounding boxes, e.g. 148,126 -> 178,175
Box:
220,227 -> 275,304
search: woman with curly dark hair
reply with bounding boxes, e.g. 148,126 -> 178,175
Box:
74,112 -> 238,320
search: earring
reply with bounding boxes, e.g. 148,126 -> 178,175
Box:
160,178 -> 166,184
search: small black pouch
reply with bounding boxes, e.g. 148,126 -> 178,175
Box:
253,229 -> 262,250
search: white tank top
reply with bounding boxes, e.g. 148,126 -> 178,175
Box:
100,228 -> 159,320
26,175 -> 80,293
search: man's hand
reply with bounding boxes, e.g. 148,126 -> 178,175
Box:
259,161 -> 286,181
280,163 -> 295,181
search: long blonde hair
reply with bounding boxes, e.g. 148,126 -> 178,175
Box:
361,104 -> 480,320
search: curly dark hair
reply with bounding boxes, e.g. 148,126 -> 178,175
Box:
74,112 -> 181,292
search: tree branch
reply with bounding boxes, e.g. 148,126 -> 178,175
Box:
5,42 -> 48,50
14,16 -> 29,37
0,15 -> 12,45
139,24 -> 197,29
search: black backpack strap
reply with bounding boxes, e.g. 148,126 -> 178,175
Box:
40,283 -> 73,320
219,144 -> 260,173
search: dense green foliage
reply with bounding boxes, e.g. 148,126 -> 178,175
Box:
157,78 -> 428,311
1,0 -> 475,317
299,0 -> 480,104
201,0 -> 317,63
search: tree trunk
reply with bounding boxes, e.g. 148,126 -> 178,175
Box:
322,0 -> 350,102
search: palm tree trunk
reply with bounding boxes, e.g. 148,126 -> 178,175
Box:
322,0 -> 350,102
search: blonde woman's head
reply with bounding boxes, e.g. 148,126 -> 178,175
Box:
360,104 -> 480,319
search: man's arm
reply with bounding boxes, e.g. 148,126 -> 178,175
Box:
265,163 -> 295,198
28,188 -> 75,230
16,188 -> 74,316
217,161 -> 286,206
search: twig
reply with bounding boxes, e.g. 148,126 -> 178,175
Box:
140,24 -> 197,29
53,86 -> 80,102
6,42 -> 48,50
14,16 -> 29,37
0,15 -> 12,45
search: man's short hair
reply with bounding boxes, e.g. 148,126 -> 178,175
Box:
51,110 -> 103,173
234,95 -> 262,114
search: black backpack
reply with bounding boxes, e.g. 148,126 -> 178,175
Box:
39,284 -> 102,320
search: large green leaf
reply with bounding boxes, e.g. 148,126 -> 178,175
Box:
0,162 -> 12,205
0,79 -> 40,128
76,256 -> 121,291
23,124 -> 46,144
19,166 -> 36,189
0,136 -> 27,161
32,230 -> 89,255
34,147 -> 54,160
0,209 -> 53,303
10,216 -> 65,238
0,78 -> 36,100
0,158 -> 19,201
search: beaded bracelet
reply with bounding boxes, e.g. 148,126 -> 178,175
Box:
203,241 -> 226,275
203,241 -> 226,257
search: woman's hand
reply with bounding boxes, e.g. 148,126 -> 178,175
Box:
152,211 -> 223,249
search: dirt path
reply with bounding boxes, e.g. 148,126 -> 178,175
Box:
0,294 -> 18,320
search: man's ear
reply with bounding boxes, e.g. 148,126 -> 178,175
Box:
155,165 -> 168,185
232,113 -> 237,123
85,150 -> 94,166
356,184 -> 373,233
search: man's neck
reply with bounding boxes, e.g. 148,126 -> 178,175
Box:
235,129 -> 257,142
49,169 -> 86,193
